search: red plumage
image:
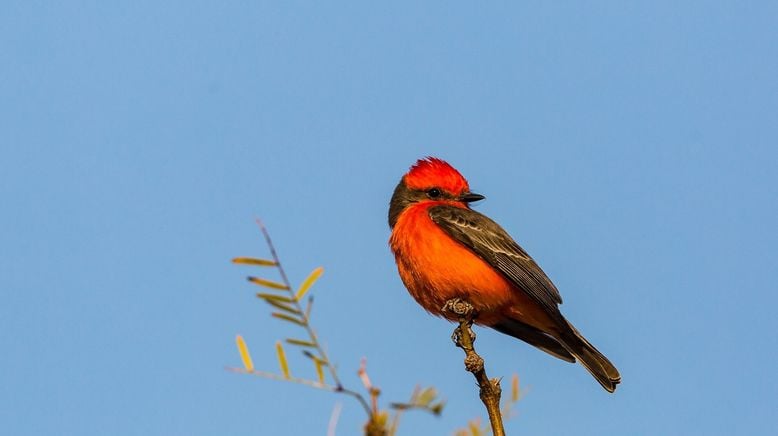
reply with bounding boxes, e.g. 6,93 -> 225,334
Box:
388,157 -> 621,392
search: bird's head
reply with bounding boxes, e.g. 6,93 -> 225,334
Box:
388,157 -> 484,228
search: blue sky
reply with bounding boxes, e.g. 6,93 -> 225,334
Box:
2,2 -> 777,435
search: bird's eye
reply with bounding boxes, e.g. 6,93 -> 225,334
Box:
427,188 -> 442,198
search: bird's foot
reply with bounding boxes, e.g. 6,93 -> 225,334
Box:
442,298 -> 475,318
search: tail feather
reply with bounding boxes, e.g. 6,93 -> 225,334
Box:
559,322 -> 621,393
492,319 -> 576,363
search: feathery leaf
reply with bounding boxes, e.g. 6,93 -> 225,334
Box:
248,276 -> 289,290
271,312 -> 305,326
264,299 -> 302,315
256,293 -> 295,303
295,267 -> 323,301
314,358 -> 325,384
286,338 -> 317,348
235,335 -> 254,372
232,257 -> 277,267
276,341 -> 290,379
417,387 -> 437,406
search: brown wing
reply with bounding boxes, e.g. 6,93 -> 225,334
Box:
428,205 -> 564,323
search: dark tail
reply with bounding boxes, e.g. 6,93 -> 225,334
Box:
492,318 -> 576,363
559,321 -> 621,393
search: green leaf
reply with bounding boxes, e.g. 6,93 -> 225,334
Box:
264,299 -> 301,315
417,387 -> 437,406
314,358 -> 325,384
256,293 -> 295,303
232,257 -> 277,267
271,312 -> 305,326
248,276 -> 289,290
235,335 -> 254,372
275,341 -> 290,379
295,267 -> 323,301
285,338 -> 316,348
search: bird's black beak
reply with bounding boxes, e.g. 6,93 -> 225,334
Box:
459,192 -> 485,203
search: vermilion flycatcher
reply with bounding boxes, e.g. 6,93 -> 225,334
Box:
389,157 -> 620,392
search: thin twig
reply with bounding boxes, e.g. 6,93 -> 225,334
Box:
255,219 -> 373,416
444,299 -> 505,436
227,367 -> 332,389
226,366 -> 368,406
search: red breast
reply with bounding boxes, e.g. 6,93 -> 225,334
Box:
390,201 -> 515,325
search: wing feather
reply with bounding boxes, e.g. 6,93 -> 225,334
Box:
429,205 -> 564,320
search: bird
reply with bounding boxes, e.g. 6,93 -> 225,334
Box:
388,157 -> 621,392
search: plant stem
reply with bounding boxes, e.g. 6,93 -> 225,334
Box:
445,299 -> 505,436
255,219 -> 373,417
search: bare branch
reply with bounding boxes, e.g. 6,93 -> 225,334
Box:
443,298 -> 505,436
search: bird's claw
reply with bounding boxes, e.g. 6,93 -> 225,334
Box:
442,298 -> 475,318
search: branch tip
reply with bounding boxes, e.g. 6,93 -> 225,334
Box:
446,298 -> 505,436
